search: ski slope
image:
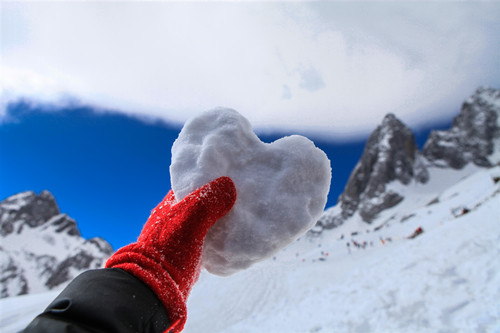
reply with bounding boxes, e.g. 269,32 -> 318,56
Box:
185,165 -> 500,333
1,166 -> 500,333
0,289 -> 61,333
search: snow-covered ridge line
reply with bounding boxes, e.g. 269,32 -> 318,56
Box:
2,166 -> 499,333
0,190 -> 113,298
316,87 -> 500,233
0,87 -> 499,333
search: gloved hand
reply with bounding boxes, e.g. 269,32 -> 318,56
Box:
106,176 -> 237,333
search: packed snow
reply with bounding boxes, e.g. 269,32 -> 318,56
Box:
1,213 -> 110,297
0,290 -> 61,333
170,108 -> 331,276
1,165 -> 499,333
183,165 -> 500,333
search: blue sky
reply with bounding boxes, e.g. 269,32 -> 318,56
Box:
0,101 -> 451,249
1,2 -> 499,249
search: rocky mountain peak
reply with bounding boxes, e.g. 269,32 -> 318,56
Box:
341,113 -> 428,222
314,87 -> 500,235
0,190 -> 60,236
423,87 -> 500,168
0,191 -> 113,298
315,113 -> 429,231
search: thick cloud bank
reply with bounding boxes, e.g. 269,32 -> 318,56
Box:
3,2 -> 499,137
170,108 -> 331,275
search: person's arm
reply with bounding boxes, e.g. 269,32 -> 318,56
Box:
24,177 -> 237,333
24,268 -> 170,333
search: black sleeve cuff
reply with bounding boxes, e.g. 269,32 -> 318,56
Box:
23,268 -> 170,333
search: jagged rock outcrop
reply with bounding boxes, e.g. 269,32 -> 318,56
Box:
0,191 -> 114,298
0,249 -> 29,296
342,114 -> 429,222
0,191 -> 60,236
316,114 -> 429,231
46,238 -> 113,289
423,87 -> 500,168
314,87 -> 500,234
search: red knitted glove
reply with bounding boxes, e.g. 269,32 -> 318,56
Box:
106,177 -> 237,333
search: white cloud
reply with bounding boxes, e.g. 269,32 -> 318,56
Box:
1,1 -> 499,138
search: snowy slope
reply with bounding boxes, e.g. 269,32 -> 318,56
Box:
183,165 -> 500,333
1,163 -> 499,333
0,191 -> 113,298
2,166 -> 499,333
0,289 -> 61,333
1,87 -> 498,332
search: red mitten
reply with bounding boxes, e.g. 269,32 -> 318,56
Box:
106,177 -> 237,333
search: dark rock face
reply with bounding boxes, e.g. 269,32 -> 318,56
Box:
315,114 -> 429,232
315,210 -> 344,231
0,191 -> 113,298
0,190 -> 60,236
314,87 -> 500,235
46,251 -> 97,288
341,114 -> 429,223
46,238 -> 114,289
46,214 -> 81,237
0,250 -> 29,298
423,87 -> 500,168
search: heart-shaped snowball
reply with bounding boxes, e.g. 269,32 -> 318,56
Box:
170,108 -> 331,276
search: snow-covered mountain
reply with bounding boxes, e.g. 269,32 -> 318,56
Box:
1,87 -> 499,333
316,113 -> 429,231
184,164 -> 500,333
316,87 -> 500,233
0,190 -> 113,298
423,87 -> 500,168
182,87 -> 500,333
3,164 -> 499,333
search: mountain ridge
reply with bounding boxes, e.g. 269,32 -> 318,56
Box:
1,86 -> 498,300
315,86 -> 500,233
1,87 -> 500,332
0,190 -> 113,298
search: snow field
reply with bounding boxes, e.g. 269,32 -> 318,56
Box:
1,219 -> 85,296
184,166 -> 500,333
0,290 -> 61,333
1,166 -> 499,333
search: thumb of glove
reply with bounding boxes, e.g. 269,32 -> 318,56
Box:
162,176 -> 237,250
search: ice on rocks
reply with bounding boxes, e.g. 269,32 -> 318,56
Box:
170,108 -> 331,276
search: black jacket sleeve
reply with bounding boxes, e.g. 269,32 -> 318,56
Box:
23,268 -> 171,333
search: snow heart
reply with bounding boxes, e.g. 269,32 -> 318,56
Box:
170,108 -> 331,276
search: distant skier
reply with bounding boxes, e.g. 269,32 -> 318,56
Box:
23,177 -> 237,333
452,206 -> 470,217
407,226 -> 424,239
